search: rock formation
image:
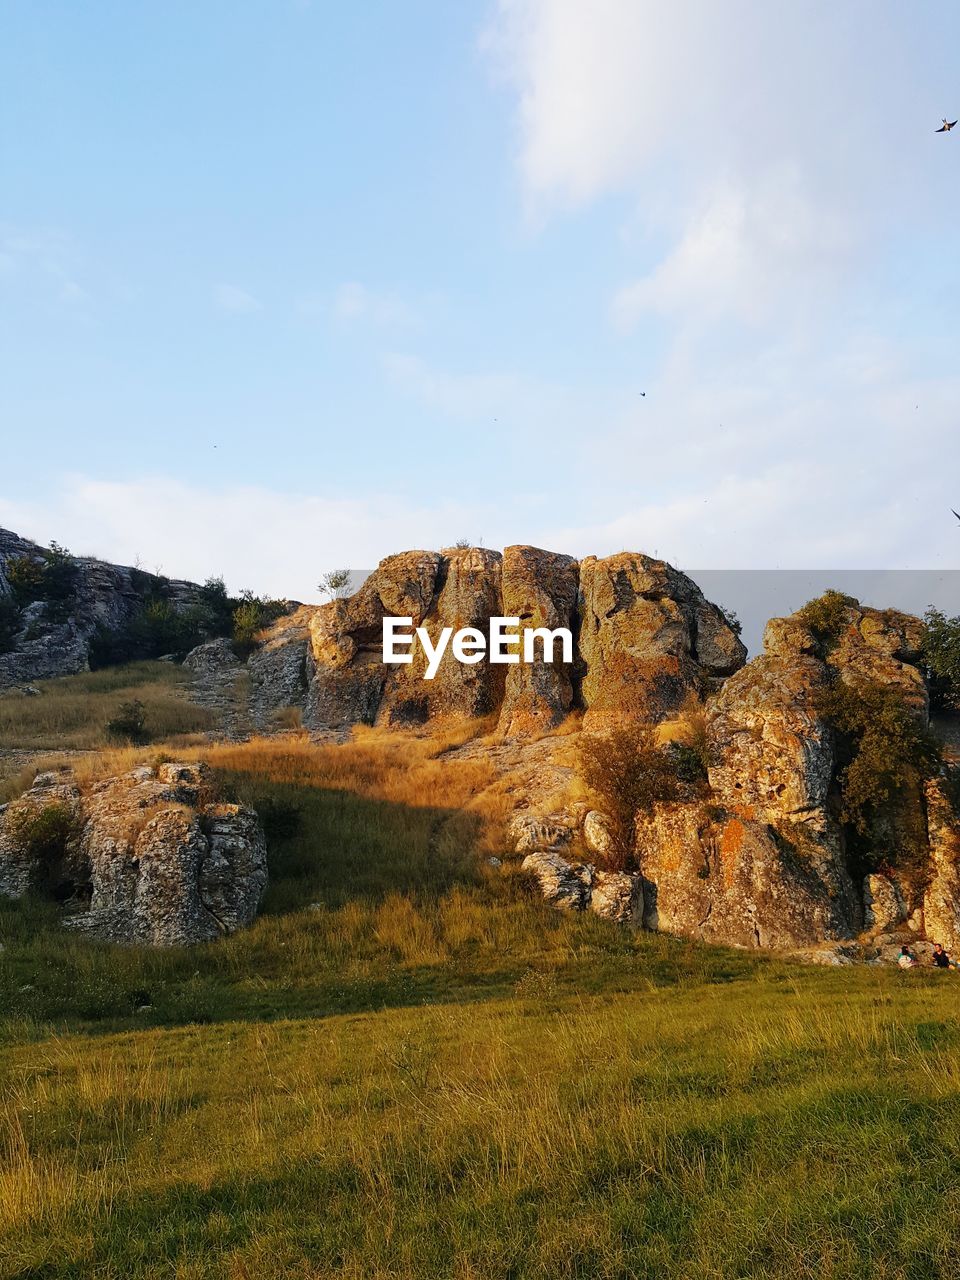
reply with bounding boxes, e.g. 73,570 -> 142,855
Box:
510,595 -> 960,959
296,545 -> 746,735
0,528 -> 209,686
0,763 -> 267,945
578,553 -> 745,731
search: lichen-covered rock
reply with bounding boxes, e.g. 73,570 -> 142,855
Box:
247,607 -> 312,728
637,804 -> 855,949
589,870 -> 643,925
863,873 -> 908,933
0,763 -> 267,946
0,773 -> 84,899
510,815 -> 573,854
521,850 -> 593,910
378,546 -> 505,726
583,810 -> 615,857
922,778 -> 960,952
497,545 -> 578,736
578,553 -> 745,732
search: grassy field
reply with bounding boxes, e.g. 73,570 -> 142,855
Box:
0,662 -> 212,757
3,718 -> 960,1276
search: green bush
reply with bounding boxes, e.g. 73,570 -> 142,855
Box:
816,677 -> 941,870
5,542 -> 78,620
922,606 -> 960,713
106,698 -> 149,744
232,592 -> 287,657
579,728 -> 679,869
798,589 -> 855,653
7,801 -> 82,896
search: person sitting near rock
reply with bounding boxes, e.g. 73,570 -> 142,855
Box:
931,943 -> 953,969
898,945 -> 918,969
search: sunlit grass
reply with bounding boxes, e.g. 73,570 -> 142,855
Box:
3,684 -> 960,1275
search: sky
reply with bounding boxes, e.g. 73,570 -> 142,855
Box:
2,0 -> 960,601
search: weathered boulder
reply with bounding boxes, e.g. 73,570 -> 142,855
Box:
637,804 -> 854,949
0,763 -> 267,946
589,869 -> 643,925
0,772 -> 84,899
521,850 -> 593,910
578,553 -> 745,732
378,546 -> 505,726
183,637 -> 242,676
510,814 -> 573,855
247,606 -> 312,728
497,545 -> 578,736
583,810 -> 615,858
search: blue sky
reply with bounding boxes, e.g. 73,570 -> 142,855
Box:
2,0 -> 960,598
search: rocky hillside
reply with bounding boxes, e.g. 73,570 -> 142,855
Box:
0,528 -> 207,685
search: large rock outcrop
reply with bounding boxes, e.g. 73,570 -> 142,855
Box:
0,528 -> 208,686
0,763 -> 267,945
578,554 -> 746,731
634,597 -> 951,950
297,546 -> 745,734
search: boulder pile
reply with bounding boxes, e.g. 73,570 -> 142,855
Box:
0,762 -> 267,945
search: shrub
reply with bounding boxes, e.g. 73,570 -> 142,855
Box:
798,590 -> 855,653
719,605 -> 742,636
106,699 -> 149,744
318,569 -> 352,601
8,801 -> 82,896
5,543 -> 78,620
921,607 -> 960,713
0,595 -> 21,653
670,742 -> 709,786
579,728 -> 679,869
816,677 -> 941,870
232,592 -> 287,657
199,576 -> 234,635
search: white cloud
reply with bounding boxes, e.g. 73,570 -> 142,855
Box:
611,172 -> 853,329
214,284 -> 261,314
381,351 -> 546,419
0,477 -> 502,601
0,226 -> 89,306
297,282 -> 415,327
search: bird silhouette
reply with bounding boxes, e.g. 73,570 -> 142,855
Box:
952,509 -> 960,523
639,391 -> 646,397
936,118 -> 957,132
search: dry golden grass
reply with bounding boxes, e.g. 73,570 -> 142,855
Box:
0,662 -> 212,752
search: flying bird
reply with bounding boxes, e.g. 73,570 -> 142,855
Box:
639,391 -> 646,397
952,509 -> 960,523
936,118 -> 957,132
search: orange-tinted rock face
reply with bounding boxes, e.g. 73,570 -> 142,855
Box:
578,553 -> 746,732
301,545 -> 746,733
497,545 -> 579,736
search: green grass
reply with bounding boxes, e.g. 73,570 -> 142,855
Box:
0,661 -> 212,753
3,740 -> 960,1277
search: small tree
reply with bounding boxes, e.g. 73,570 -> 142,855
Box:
922,607 -> 960,713
106,699 -> 149,744
579,728 -> 680,869
719,605 -> 742,636
816,677 -> 941,871
318,569 -> 351,601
